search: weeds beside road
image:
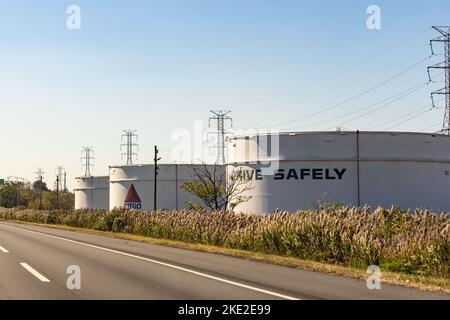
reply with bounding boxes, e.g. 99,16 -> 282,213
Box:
0,207 -> 448,280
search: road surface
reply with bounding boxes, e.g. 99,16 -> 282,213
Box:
0,220 -> 448,300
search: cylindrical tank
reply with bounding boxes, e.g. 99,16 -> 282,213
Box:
226,131 -> 450,213
109,164 -> 224,211
74,176 -> 109,210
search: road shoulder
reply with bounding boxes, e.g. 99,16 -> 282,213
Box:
1,219 -> 449,295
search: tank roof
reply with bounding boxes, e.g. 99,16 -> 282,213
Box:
227,130 -> 448,139
74,176 -> 109,179
109,163 -> 223,169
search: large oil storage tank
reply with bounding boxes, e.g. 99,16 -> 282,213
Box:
109,164 -> 224,211
74,176 -> 109,210
226,131 -> 450,213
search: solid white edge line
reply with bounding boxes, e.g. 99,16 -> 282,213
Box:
20,262 -> 51,283
0,245 -> 9,253
2,223 -> 299,300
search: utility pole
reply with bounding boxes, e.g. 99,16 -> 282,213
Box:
35,169 -> 45,210
209,110 -> 233,165
54,166 -> 65,209
56,175 -> 59,210
121,130 -> 139,165
154,145 -> 161,212
39,175 -> 43,209
54,166 -> 65,191
428,26 -> 450,134
81,147 -> 94,177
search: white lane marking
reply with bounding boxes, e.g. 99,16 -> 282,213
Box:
1,223 -> 299,300
0,245 -> 9,253
20,263 -> 51,283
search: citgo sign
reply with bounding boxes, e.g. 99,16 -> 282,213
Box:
124,184 -> 142,209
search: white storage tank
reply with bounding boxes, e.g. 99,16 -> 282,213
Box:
109,164 -> 224,211
226,131 -> 450,213
74,176 -> 110,210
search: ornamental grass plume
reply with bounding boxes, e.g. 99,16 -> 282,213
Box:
0,207 -> 448,278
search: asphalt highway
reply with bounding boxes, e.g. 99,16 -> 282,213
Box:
0,221 -> 448,300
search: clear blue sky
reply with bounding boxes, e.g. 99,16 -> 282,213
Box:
0,0 -> 449,188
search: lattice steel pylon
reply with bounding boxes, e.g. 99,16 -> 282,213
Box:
81,147 -> 94,177
209,110 -> 232,165
35,169 -> 45,182
121,130 -> 139,165
428,26 -> 450,134
54,166 -> 65,191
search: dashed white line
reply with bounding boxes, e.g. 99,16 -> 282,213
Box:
20,263 -> 51,283
2,223 -> 298,300
0,245 -> 9,253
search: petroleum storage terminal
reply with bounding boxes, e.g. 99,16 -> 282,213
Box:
74,131 -> 450,213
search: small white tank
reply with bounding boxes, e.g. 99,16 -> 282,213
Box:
74,176 -> 109,210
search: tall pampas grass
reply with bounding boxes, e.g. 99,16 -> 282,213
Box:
0,207 -> 448,277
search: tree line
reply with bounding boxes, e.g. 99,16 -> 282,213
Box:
0,180 -> 74,210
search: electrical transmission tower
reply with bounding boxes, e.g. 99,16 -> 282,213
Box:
81,147 -> 95,176
428,26 -> 450,134
209,110 -> 232,165
54,166 -> 65,191
7,176 -> 29,187
35,169 -> 45,210
121,130 -> 139,165
35,169 -> 45,182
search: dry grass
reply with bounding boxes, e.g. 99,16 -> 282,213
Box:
2,219 -> 449,294
0,206 -> 448,280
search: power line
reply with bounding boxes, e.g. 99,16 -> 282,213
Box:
237,28 -> 432,111
245,47 -> 430,113
295,46 -> 429,100
280,80 -> 430,131
366,106 -> 432,131
121,130 -> 139,165
366,96 -> 444,131
98,144 -> 123,168
326,83 -> 430,129
255,55 -> 432,130
419,121 -> 443,132
383,109 -> 433,130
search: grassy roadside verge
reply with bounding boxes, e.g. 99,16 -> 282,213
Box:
2,218 -> 449,295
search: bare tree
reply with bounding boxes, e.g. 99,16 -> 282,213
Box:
181,163 -> 253,211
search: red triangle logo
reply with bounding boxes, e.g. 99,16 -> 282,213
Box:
125,184 -> 142,203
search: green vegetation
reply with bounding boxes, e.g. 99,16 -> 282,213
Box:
0,182 -> 73,210
0,206 -> 448,279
